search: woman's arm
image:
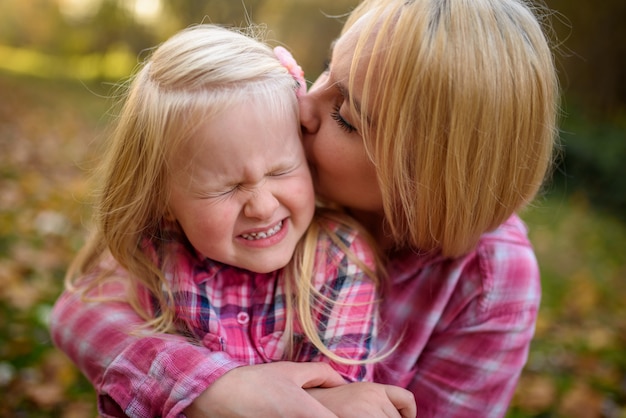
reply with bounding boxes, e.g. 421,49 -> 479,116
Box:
49,281 -> 244,417
376,217 -> 541,417
51,281 -> 352,418
185,362 -> 348,418
307,383 -> 417,418
406,223 -> 541,418
407,304 -> 539,418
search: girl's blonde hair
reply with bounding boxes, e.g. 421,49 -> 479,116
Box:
345,0 -> 559,257
67,24 -> 379,365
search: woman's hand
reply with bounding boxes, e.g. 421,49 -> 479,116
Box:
307,382 -> 417,418
184,361 -> 346,418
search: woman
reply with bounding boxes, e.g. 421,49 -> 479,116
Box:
50,0 -> 558,417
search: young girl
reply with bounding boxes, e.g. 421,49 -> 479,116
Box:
55,23 -> 394,412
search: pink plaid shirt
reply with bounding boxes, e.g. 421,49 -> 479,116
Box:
50,214 -> 540,418
375,214 -> 541,417
51,219 -> 378,417
142,222 -> 378,380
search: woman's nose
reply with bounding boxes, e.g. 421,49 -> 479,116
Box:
243,187 -> 280,220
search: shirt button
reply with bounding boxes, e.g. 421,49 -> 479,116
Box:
237,312 -> 249,325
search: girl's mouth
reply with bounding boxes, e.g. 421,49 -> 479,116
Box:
240,220 -> 283,240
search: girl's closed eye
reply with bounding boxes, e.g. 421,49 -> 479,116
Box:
267,163 -> 302,177
199,185 -> 239,199
331,104 -> 357,134
267,169 -> 290,177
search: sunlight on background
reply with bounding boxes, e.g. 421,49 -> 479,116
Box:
57,0 -> 102,21
0,0 -> 342,82
58,0 -> 162,23
5,0 -> 163,80
1,0 -> 164,80
0,44 -> 135,80
124,0 -> 162,24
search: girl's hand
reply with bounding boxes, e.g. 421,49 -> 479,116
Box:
184,361 -> 346,418
307,382 -> 417,418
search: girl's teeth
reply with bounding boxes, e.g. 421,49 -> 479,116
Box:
242,221 -> 283,240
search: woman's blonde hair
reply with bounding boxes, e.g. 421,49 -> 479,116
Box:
67,24 -> 380,365
345,0 -> 559,257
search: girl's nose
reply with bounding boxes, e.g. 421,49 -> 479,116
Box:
243,187 -> 280,220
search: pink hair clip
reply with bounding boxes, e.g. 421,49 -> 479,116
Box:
274,46 -> 307,97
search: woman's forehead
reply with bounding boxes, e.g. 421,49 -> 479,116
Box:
331,13 -> 375,94
333,9 -> 376,62
331,9 -> 385,123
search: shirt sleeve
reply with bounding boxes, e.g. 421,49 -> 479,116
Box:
404,230 -> 541,417
49,281 -> 244,418
294,225 -> 379,383
409,303 -> 538,417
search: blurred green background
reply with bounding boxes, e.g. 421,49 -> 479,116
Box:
0,1 -> 624,417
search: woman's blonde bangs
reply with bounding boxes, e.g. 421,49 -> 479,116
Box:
348,0 -> 559,256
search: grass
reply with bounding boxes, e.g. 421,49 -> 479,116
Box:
510,193 -> 626,418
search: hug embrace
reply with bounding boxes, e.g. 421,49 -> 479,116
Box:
50,0 -> 559,417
